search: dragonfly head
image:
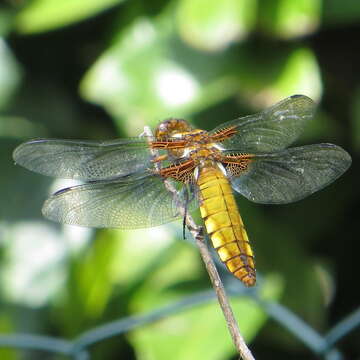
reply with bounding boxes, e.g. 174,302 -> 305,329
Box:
155,118 -> 193,139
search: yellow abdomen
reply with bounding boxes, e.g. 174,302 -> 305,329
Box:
197,165 -> 256,286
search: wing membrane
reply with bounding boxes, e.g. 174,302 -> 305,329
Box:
13,138 -> 154,181
211,95 -> 316,153
229,144 -> 351,204
42,173 -> 197,228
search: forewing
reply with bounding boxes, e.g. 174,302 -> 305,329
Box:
42,173 -> 198,228
210,95 -> 316,153
13,138 -> 154,180
229,144 -> 351,204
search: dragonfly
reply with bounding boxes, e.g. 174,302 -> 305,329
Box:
13,95 -> 351,286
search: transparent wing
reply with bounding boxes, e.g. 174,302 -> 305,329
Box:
229,144 -> 351,204
13,137 -> 154,181
210,95 -> 316,153
42,172 -> 198,228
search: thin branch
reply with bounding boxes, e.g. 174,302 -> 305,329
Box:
143,126 -> 255,360
324,306 -> 360,349
254,297 -> 343,358
0,333 -> 75,356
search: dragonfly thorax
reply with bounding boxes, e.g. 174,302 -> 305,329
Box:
152,118 -> 223,164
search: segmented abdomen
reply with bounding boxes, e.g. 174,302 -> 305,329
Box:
197,165 -> 256,286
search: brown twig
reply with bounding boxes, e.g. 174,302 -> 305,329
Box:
143,126 -> 255,360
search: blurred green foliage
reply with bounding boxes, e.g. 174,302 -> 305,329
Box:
0,0 -> 358,359
15,0 -> 125,34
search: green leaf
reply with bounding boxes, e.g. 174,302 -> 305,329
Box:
15,0 -> 125,34
235,47 -> 322,108
53,229 -> 122,336
0,39 -> 22,110
258,0 -> 321,39
71,230 -> 123,319
271,47 -> 322,101
110,226 -> 187,287
130,301 -> 251,360
176,0 -> 257,52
